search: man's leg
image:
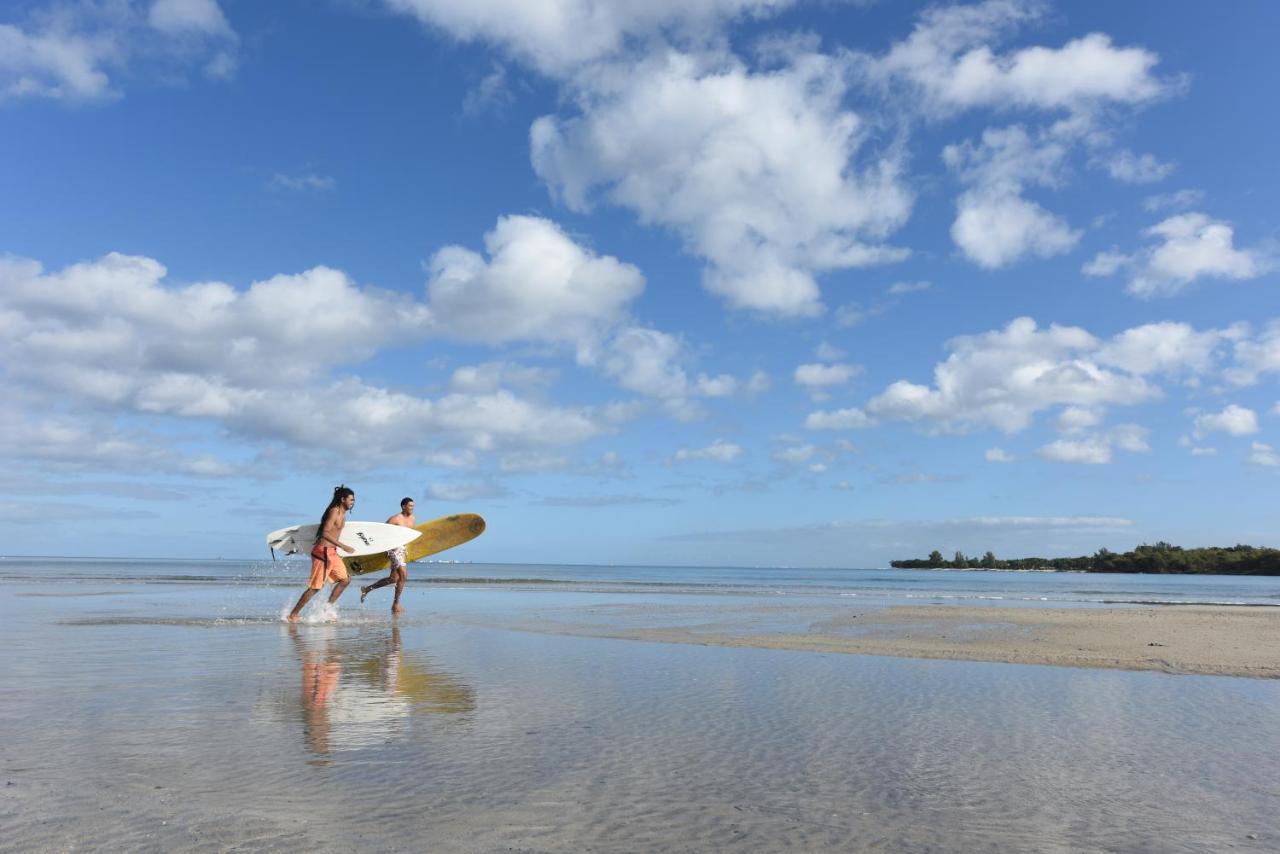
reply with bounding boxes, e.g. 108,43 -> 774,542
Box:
391,568 -> 407,614
328,577 -> 350,604
361,573 -> 395,603
289,588 -> 318,622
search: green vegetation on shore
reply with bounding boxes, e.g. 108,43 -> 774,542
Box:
891,542 -> 1280,575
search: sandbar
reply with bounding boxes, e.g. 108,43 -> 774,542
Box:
457,603 -> 1280,679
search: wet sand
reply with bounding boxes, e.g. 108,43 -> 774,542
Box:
446,602 -> 1280,679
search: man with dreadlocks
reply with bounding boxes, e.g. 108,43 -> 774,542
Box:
288,485 -> 357,622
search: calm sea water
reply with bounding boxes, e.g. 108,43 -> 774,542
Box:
2,555 -> 1278,606
3,558 -> 1279,850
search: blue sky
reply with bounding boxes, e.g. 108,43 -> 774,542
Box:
2,0 -> 1279,565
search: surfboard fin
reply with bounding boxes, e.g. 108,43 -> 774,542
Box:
270,546 -> 276,562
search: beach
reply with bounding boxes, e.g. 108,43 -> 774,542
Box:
2,561 -> 1278,851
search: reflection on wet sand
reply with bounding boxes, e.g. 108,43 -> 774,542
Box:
288,625 -> 475,759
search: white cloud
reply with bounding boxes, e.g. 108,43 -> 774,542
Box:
1056,406 -> 1102,433
860,1 -> 1171,117
531,48 -> 912,316
672,438 -> 742,463
1094,320 -> 1241,377
149,0 -> 233,38
773,444 -> 816,464
1110,423 -> 1150,453
599,326 -> 749,419
462,62 -> 514,116
1101,149 -> 1174,184
1038,436 -> 1111,464
1037,423 -> 1148,464
985,447 -> 1015,463
0,2 -> 237,103
449,362 -> 556,393
1142,189 -> 1203,212
426,215 -> 644,353
1249,442 -> 1280,468
1084,213 -> 1267,297
1192,404 -> 1259,439
0,252 -> 619,469
862,317 -> 1155,433
795,362 -> 860,389
1229,321 -> 1280,386
270,173 -> 336,192
887,280 -> 931,295
805,407 -> 875,431
944,125 -> 1080,268
383,0 -> 794,77
815,341 -> 846,360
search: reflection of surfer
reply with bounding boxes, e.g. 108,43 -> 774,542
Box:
288,486 -> 356,622
360,497 -> 415,614
290,625 -> 342,756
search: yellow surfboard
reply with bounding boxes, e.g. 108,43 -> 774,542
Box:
343,513 -> 486,576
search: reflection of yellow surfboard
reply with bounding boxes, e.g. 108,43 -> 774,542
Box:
343,513 -> 486,576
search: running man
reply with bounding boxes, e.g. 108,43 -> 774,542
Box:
288,486 -> 356,622
360,497 -> 416,614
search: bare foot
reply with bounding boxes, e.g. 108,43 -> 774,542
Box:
287,614 -> 300,623
360,586 -> 369,604
392,604 -> 405,615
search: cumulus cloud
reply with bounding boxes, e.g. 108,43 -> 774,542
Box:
1094,320 -> 1242,377
853,2 -> 1175,270
805,407 -> 875,431
148,0 -> 233,37
599,326 -> 747,419
1249,442 -> 1280,468
672,438 -> 742,463
1038,436 -> 1111,464
1191,404 -> 1259,439
1056,406 -> 1102,433
1228,321 -> 1280,386
1084,213 -> 1268,297
795,362 -> 860,390
1037,424 -> 1147,464
854,316 -> 1274,436
449,361 -> 556,394
383,0 -> 794,77
985,447 -> 1015,462
773,444 -> 816,464
862,317 -> 1156,433
532,48 -> 912,316
426,215 -> 644,353
859,1 -> 1170,117
0,252 -> 619,469
943,125 -> 1080,268
1100,149 -> 1174,184
0,1 -> 237,102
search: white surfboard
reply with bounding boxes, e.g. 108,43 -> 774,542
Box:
266,521 -> 422,557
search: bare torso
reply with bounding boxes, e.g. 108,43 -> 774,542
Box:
386,512 -> 416,528
316,505 -> 348,548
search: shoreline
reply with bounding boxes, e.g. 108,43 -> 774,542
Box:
454,603 -> 1280,679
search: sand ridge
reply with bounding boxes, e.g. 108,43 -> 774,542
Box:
449,604 -> 1280,679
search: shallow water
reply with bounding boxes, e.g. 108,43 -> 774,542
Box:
2,577 -> 1278,852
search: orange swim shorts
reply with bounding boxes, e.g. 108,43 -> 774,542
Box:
308,545 -> 349,590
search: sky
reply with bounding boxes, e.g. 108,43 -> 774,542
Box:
2,0 -> 1279,566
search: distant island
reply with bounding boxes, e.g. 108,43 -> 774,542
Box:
891,542 -> 1280,575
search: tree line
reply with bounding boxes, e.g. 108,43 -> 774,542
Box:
890,542 -> 1280,575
